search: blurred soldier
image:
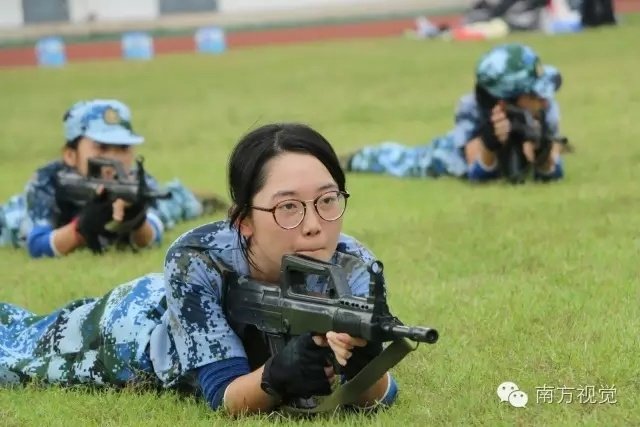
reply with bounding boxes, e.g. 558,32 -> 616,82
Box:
343,43 -> 568,184
0,99 -> 228,257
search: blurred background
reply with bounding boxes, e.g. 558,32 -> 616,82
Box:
0,1 -> 471,33
0,1 -> 626,67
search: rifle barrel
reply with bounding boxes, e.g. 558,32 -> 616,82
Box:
381,324 -> 439,344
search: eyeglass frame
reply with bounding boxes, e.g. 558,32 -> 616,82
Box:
249,190 -> 350,230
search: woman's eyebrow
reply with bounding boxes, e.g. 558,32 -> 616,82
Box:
270,183 -> 338,201
317,182 -> 338,192
270,190 -> 296,201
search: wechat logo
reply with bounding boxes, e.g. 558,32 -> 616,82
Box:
497,381 -> 528,408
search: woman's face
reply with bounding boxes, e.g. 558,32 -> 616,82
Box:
240,152 -> 345,282
63,137 -> 135,178
516,93 -> 548,118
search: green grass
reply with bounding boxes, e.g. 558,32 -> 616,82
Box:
1,15 -> 640,426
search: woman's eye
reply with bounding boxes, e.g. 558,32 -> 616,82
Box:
320,195 -> 337,204
278,203 -> 298,211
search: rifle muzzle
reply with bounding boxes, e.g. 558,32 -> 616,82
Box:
381,324 -> 439,344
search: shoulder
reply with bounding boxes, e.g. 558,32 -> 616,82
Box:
164,219 -> 246,276
25,161 -> 67,207
27,160 -> 65,189
334,234 -> 379,297
335,233 -> 377,265
545,97 -> 560,117
455,93 -> 480,118
167,220 -> 238,254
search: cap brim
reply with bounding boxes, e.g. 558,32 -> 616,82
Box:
85,128 -> 145,145
532,65 -> 561,99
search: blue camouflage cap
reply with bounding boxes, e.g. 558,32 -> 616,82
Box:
475,44 -> 561,100
63,99 -> 144,145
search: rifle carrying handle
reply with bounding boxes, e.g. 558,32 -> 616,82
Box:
87,157 -> 130,182
281,254 -> 351,299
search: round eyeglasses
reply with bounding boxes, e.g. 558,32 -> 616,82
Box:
250,190 -> 350,230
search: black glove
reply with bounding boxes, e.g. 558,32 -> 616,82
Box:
533,135 -> 554,168
341,340 -> 383,381
75,192 -> 114,253
261,332 -> 332,401
506,106 -> 542,145
479,115 -> 503,152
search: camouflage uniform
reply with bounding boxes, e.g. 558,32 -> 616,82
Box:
346,44 -> 564,180
0,99 -> 205,250
0,220 -> 377,390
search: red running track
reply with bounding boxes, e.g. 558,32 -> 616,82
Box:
0,0 -> 637,68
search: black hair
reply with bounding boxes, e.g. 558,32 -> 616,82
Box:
227,122 -> 346,268
550,72 -> 562,92
65,136 -> 82,149
474,83 -> 500,112
62,108 -> 82,148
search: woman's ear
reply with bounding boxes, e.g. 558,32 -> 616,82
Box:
236,215 -> 254,239
62,146 -> 77,168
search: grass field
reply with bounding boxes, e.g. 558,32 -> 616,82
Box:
1,14 -> 639,426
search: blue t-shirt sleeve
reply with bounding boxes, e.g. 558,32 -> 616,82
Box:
197,357 -> 251,410
26,224 -> 56,258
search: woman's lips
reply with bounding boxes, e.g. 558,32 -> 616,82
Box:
295,249 -> 321,256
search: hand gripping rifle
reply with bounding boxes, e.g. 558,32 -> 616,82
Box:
500,105 -> 570,184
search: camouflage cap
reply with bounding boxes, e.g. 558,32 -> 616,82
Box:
475,44 -> 561,100
63,99 -> 144,145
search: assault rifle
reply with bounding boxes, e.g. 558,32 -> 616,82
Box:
56,156 -> 171,205
500,104 -> 569,184
224,254 -> 439,415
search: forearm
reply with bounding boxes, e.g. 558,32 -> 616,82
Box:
51,221 -> 85,255
479,143 -> 498,168
223,365 -> 279,416
354,372 -> 390,407
464,137 -> 498,167
535,142 -> 563,173
131,220 -> 155,248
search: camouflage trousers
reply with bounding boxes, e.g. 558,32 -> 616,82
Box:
0,274 -> 167,388
347,134 -> 468,179
0,179 -> 203,248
